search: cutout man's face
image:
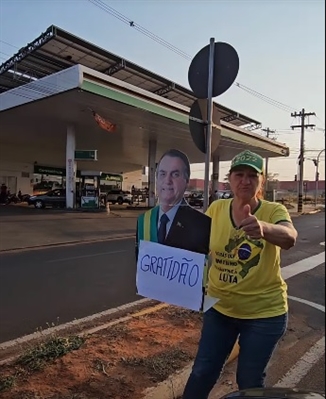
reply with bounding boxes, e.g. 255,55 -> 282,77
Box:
156,156 -> 188,206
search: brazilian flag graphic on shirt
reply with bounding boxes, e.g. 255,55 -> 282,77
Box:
224,228 -> 264,279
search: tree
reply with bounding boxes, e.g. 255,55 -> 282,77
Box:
267,172 -> 279,182
266,172 -> 279,191
223,175 -> 231,191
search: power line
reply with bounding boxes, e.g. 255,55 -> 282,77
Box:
0,39 -> 17,49
0,26 -> 323,187
86,0 -> 300,114
0,50 -> 12,57
2,2 -> 322,144
235,83 -> 297,113
316,115 -> 325,128
1,5 -> 320,124
87,0 -> 192,60
0,33 -> 300,119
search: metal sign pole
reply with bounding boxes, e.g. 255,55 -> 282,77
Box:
203,38 -> 215,212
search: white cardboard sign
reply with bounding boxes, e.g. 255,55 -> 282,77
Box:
136,240 -> 218,311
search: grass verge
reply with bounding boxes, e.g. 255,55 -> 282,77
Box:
0,335 -> 85,393
121,348 -> 192,382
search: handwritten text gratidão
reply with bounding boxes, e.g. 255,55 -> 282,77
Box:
140,255 -> 200,287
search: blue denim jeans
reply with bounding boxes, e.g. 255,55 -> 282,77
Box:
182,308 -> 288,399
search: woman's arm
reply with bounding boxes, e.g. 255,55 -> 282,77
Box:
261,221 -> 297,250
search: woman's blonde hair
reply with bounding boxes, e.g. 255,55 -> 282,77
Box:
256,173 -> 265,199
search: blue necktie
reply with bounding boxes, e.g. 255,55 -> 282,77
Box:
158,214 -> 169,244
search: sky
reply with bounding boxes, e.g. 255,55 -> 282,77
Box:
0,0 -> 325,182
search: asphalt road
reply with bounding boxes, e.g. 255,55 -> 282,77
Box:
0,213 -> 324,344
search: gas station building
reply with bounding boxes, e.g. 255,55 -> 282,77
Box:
0,25 -> 290,208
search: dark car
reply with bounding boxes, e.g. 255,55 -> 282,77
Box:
188,193 -> 204,207
221,388 -> 325,399
28,189 -> 66,209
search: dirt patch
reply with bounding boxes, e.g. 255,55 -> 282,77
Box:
0,306 -> 202,399
0,299 -> 157,362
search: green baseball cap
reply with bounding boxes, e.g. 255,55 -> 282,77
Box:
230,150 -> 264,174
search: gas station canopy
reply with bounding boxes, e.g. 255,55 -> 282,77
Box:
0,25 -> 260,128
0,25 -> 289,175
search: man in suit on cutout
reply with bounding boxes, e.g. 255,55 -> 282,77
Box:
136,149 -> 211,259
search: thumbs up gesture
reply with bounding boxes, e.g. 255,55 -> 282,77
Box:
240,204 -> 264,239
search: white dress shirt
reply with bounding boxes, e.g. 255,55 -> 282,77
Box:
158,200 -> 183,238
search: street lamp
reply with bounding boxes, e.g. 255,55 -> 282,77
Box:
313,149 -> 325,207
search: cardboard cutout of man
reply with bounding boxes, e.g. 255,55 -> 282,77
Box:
136,149 -> 211,259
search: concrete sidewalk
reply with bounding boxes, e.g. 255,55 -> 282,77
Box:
0,204 -> 141,252
285,203 -> 323,216
0,202 -> 322,252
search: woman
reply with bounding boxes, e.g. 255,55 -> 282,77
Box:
182,150 -> 298,399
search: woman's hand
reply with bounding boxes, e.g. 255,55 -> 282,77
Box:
240,204 -> 264,239
240,204 -> 297,249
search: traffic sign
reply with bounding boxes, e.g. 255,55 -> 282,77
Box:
74,150 -> 98,161
189,99 -> 221,154
188,42 -> 239,99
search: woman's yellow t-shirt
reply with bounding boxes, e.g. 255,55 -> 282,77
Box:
205,199 -> 292,319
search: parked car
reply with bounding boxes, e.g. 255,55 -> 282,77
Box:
28,189 -> 66,209
221,388 -> 325,399
106,190 -> 133,205
188,193 -> 204,207
217,191 -> 233,199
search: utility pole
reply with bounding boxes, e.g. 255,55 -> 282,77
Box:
261,127 -> 275,192
313,149 -> 325,207
291,109 -> 316,213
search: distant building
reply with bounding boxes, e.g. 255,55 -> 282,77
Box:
188,178 -> 325,198
278,180 -> 325,192
188,179 -> 230,192
141,174 -> 325,198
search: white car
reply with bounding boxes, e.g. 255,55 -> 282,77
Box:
217,191 -> 233,199
106,190 -> 133,205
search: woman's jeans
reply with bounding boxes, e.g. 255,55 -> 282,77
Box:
182,308 -> 288,399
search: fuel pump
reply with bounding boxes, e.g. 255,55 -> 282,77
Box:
79,171 -> 101,209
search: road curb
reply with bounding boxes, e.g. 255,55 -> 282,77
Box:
0,298 -> 152,356
141,343 -> 239,399
303,209 -> 322,215
289,209 -> 322,217
0,299 -> 240,398
0,234 -> 136,253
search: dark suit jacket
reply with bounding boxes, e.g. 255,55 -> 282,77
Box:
135,200 -> 211,261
